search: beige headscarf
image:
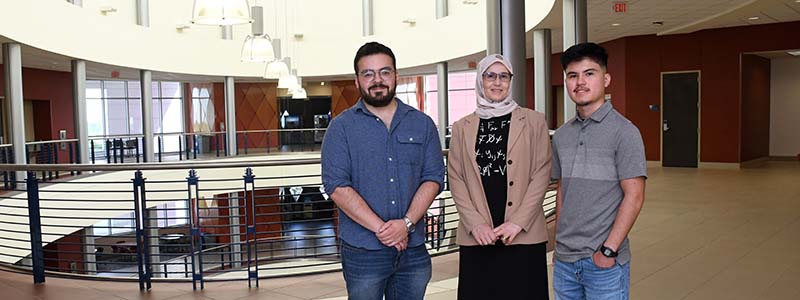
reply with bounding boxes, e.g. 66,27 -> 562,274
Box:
475,54 -> 519,119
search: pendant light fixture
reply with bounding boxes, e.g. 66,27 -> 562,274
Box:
191,0 -> 252,26
241,5 -> 275,62
264,39 -> 289,78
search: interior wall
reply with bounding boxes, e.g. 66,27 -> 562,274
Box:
0,65 -> 75,142
233,83 -> 280,149
619,21 -> 800,163
740,54 -> 771,162
769,56 -> 800,157
330,80 -> 359,118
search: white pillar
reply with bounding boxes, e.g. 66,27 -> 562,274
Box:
140,70 -> 155,162
72,60 -> 89,164
224,77 -> 237,156
147,209 -> 162,277
533,29 -> 553,123
437,62 -> 449,149
222,26 -> 233,40
82,227 -> 96,275
2,43 -> 26,183
562,0 -> 587,121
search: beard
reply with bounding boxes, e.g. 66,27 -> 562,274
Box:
360,83 -> 396,107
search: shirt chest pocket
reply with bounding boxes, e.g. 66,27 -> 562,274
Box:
396,134 -> 423,166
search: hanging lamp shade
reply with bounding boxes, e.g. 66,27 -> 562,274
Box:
278,73 -> 298,89
241,34 -> 275,62
291,88 -> 308,99
264,59 -> 289,78
191,0 -> 252,26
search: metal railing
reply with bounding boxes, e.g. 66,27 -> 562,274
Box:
0,153 -> 557,291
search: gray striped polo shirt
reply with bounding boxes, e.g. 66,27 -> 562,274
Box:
551,101 -> 646,265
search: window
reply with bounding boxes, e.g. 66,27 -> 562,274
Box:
424,71 -> 477,127
86,80 -> 185,153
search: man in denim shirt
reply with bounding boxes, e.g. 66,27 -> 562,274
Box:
321,42 -> 444,300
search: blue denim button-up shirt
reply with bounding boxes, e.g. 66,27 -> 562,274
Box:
322,99 -> 445,250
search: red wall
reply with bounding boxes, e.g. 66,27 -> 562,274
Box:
330,80 -> 360,117
740,54 -> 771,162
0,66 -> 75,140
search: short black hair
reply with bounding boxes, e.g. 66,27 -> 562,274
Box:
560,42 -> 608,71
353,42 -> 397,75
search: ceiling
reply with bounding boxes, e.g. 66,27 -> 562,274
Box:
3,0 -> 800,83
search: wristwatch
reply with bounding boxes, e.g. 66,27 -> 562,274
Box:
599,245 -> 618,258
403,216 -> 415,233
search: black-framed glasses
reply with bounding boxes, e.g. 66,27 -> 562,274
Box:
358,68 -> 395,81
482,72 -> 513,82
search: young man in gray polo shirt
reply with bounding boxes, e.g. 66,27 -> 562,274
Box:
551,42 -> 647,300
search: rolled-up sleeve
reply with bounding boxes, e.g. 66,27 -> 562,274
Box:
321,119 -> 352,195
420,119 -> 445,193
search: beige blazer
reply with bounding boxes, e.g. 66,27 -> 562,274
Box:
447,107 -> 552,246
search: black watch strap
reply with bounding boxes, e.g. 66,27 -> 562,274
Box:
600,245 -> 618,258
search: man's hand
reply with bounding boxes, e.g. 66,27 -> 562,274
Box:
394,235 -> 408,251
471,223 -> 498,246
376,219 -> 408,247
592,251 -> 616,268
493,222 -> 523,245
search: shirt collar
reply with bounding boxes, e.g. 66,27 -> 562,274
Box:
574,100 -> 613,124
354,98 -> 412,117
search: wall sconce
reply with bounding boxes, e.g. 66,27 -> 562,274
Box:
175,23 -> 191,31
402,17 -> 417,25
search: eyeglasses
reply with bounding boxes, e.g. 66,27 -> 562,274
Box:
482,72 -> 513,82
358,68 -> 395,81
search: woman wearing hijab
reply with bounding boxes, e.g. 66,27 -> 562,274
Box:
448,54 -> 552,299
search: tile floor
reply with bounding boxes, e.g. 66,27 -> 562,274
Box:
1,161 -> 798,299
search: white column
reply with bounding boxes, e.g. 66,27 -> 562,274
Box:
224,76 -> 237,156
2,43 -> 26,184
140,70 -> 155,162
82,227 -> 96,275
562,0 -> 587,121
147,209 -> 162,277
533,29 -> 553,123
222,26 -> 233,40
485,0 -> 527,107
72,60 -> 89,164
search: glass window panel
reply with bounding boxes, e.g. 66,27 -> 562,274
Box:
86,99 -> 105,136
106,100 -> 128,135
426,75 -> 438,92
161,82 -> 182,98
126,81 -> 142,98
152,99 -> 163,134
425,91 -> 438,126
151,82 -> 160,98
192,87 -> 200,98
128,99 -> 142,135
86,80 -> 103,99
449,90 -> 477,125
104,81 -> 126,98
199,88 -> 210,98
161,98 -> 183,133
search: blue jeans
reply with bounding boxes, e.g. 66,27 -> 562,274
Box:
341,242 -> 432,300
553,257 -> 630,300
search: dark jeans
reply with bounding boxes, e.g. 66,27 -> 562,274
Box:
341,242 -> 431,300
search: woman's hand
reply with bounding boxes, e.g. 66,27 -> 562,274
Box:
471,224 -> 498,246
493,222 -> 523,245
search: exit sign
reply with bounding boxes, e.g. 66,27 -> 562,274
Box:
613,2 -> 627,13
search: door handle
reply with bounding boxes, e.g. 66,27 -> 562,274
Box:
663,120 -> 670,132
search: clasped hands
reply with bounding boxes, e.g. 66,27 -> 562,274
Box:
376,219 -> 409,251
471,222 -> 523,246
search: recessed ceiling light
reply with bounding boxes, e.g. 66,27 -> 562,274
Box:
320,82 -> 326,86
747,16 -> 760,20
611,23 -> 621,26
788,50 -> 800,56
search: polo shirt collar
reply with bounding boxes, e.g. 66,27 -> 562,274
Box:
574,100 -> 613,124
